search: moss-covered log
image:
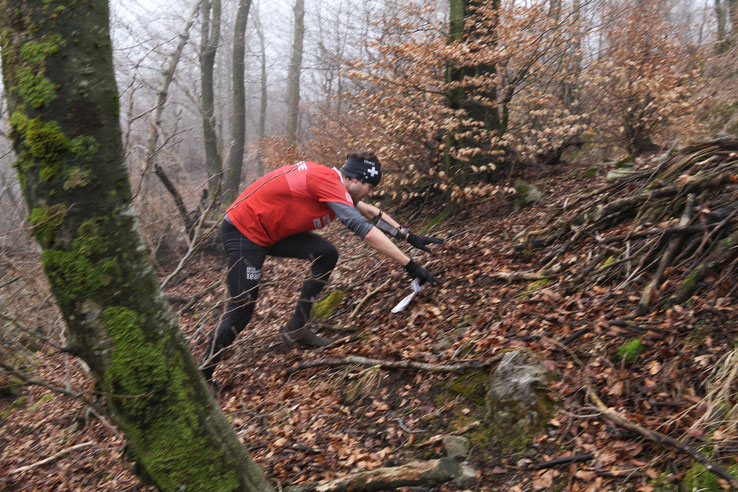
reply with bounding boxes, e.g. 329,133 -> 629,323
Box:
0,2 -> 273,490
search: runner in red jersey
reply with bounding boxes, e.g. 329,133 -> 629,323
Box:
200,153 -> 444,388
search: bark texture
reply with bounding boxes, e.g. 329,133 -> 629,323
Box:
223,0 -> 252,205
285,0 -> 305,146
444,0 -> 502,180
201,0 -> 223,202
0,2 -> 273,490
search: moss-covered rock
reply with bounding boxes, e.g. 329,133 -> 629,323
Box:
311,290 -> 344,321
485,350 -> 555,455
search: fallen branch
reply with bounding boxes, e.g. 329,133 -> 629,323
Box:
284,457 -> 462,492
286,354 -> 503,375
349,278 -> 392,319
588,387 -> 738,489
9,442 -> 95,475
490,270 -> 557,282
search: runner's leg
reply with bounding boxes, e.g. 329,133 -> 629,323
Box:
268,232 -> 338,345
201,220 -> 266,381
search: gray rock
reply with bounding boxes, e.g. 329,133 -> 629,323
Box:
454,464 -> 478,489
488,350 -> 548,407
442,435 -> 469,460
484,350 -> 554,453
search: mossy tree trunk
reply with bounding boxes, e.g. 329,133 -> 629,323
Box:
0,2 -> 274,490
444,0 -> 502,187
201,0 -> 223,205
223,0 -> 253,206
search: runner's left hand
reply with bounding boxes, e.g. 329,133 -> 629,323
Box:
406,231 -> 444,253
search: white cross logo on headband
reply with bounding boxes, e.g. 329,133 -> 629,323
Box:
367,166 -> 378,177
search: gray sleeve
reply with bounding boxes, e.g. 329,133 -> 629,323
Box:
327,202 -> 374,239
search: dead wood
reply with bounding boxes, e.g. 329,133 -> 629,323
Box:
284,457 -> 462,492
636,194 -> 695,315
9,442 -> 95,475
588,388 -> 738,489
515,137 -> 738,312
286,354 -> 503,375
526,453 -> 595,471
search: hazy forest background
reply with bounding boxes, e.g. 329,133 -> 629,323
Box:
1,0 -> 738,490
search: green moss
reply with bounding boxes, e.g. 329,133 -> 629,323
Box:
102,307 -> 168,421
447,371 -> 488,405
615,338 -> 644,363
582,167 -> 598,178
19,35 -> 61,64
685,322 -> 710,346
25,118 -> 70,181
28,203 -> 66,245
682,265 -> 705,291
526,278 -> 551,292
311,290 -> 344,321
101,306 -> 239,489
599,256 -> 616,270
73,218 -> 106,256
41,249 -> 101,306
13,67 -> 57,109
683,462 -> 738,491
613,154 -> 635,168
63,166 -> 94,189
29,392 -> 55,411
69,135 -> 99,161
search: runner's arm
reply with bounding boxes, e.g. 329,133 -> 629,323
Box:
327,202 -> 410,265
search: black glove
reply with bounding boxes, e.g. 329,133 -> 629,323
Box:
406,230 -> 444,253
404,260 -> 441,286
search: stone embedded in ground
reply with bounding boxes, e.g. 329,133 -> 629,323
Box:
485,349 -> 554,453
442,435 -> 470,460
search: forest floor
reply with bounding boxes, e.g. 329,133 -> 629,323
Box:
1,154 -> 737,491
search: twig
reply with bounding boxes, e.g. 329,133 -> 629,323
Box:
527,453 -> 594,470
9,442 -> 95,475
416,421 -> 481,448
587,387 -> 738,489
286,354 -> 503,375
349,278 -> 392,319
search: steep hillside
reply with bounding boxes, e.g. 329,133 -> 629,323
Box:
2,145 -> 737,491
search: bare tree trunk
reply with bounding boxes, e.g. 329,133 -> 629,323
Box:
256,10 -> 267,177
0,1 -> 274,489
223,0 -> 253,205
201,0 -> 223,203
146,1 -> 201,237
285,0 -> 305,147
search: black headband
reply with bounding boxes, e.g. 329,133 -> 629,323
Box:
341,155 -> 382,186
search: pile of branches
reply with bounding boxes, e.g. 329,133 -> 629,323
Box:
516,136 -> 738,315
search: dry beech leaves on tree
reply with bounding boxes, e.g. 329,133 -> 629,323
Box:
2,142 -> 738,491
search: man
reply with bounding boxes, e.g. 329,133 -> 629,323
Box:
200,152 -> 443,383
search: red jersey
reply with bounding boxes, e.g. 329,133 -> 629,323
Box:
226,161 -> 354,246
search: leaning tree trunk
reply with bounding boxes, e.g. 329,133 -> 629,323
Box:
285,0 -> 305,146
223,0 -> 253,205
0,1 -> 274,490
